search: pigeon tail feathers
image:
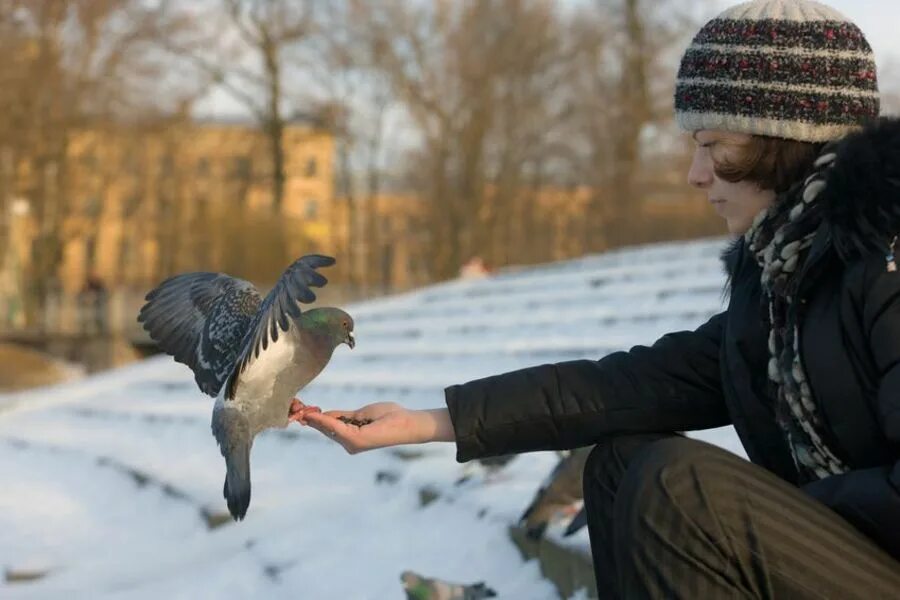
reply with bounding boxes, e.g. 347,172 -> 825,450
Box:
223,439 -> 251,520
212,402 -> 252,520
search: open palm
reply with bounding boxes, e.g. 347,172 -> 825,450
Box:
297,401 -> 425,453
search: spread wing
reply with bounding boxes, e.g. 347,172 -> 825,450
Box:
138,272 -> 261,396
224,254 -> 335,400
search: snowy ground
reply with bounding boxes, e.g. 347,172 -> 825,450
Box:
0,237 -> 746,599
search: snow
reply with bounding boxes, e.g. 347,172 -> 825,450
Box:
0,236 -> 746,599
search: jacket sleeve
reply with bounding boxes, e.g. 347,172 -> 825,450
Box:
802,257 -> 900,560
444,312 -> 730,462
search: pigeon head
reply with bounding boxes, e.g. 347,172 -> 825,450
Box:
301,307 -> 355,350
401,571 -> 430,600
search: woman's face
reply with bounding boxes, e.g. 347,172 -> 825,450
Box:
688,130 -> 776,236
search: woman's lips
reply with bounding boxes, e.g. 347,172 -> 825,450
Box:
710,198 -> 726,213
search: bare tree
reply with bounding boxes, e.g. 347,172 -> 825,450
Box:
167,0 -> 320,214
0,0 -> 194,328
561,0 -> 706,252
303,0 -> 409,295
353,0 -> 571,280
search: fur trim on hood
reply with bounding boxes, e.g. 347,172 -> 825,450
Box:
720,116 -> 900,279
821,116 -> 900,261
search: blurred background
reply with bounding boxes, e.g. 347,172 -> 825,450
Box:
1,0 -> 899,383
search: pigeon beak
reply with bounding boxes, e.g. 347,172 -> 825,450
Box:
346,331 -> 355,349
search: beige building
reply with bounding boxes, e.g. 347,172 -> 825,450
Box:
59,115 -> 335,293
0,114 -> 336,332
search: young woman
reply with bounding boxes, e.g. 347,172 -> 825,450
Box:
297,1 -> 900,596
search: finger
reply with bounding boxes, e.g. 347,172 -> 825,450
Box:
288,406 -> 321,424
289,400 -> 319,415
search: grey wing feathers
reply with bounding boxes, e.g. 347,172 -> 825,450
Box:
138,272 -> 260,396
225,254 -> 335,400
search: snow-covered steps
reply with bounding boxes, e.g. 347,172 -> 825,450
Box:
0,236 -> 744,599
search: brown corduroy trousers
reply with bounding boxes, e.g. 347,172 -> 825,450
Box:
582,434 -> 900,599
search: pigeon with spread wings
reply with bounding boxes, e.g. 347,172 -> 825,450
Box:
138,254 -> 354,520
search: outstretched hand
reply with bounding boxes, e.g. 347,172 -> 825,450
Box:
289,399 -> 454,453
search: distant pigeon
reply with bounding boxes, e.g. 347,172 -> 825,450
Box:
138,254 -> 354,520
401,571 -> 497,600
455,453 -> 517,486
520,447 -> 591,540
563,506 -> 588,537
477,453 -> 516,475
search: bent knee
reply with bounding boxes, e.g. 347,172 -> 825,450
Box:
621,437 -> 730,494
582,433 -> 683,500
615,437 -> 738,532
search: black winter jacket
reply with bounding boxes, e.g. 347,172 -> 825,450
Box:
444,119 -> 900,561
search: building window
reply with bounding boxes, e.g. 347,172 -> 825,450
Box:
305,198 -> 318,220
84,196 -> 102,218
305,157 -> 317,178
85,237 -> 96,271
231,156 -> 252,180
123,194 -> 141,218
81,151 -> 98,169
121,237 -> 134,266
159,155 -> 175,176
124,153 -> 140,176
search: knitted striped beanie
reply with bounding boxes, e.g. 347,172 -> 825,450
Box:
675,0 -> 879,142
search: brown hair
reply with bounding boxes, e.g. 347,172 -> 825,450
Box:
712,136 -> 825,194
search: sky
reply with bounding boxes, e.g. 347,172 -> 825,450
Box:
197,0 -> 900,120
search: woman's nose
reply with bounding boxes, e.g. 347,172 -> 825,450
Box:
688,149 -> 713,189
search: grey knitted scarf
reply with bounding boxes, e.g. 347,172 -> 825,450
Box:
744,144 -> 850,482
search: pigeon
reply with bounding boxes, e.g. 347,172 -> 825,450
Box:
401,571 -> 497,600
563,505 -> 588,537
137,254 -> 354,520
519,446 -> 592,540
477,453 -> 516,475
455,453 -> 517,486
